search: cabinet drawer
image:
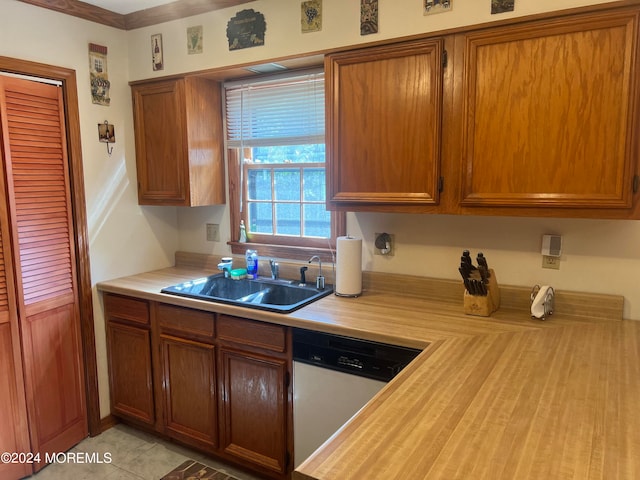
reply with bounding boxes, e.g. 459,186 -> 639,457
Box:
218,315 -> 287,353
105,294 -> 149,326
157,303 -> 215,342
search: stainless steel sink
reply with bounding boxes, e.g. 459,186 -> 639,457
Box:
160,274 -> 333,313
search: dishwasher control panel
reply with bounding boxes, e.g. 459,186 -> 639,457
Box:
292,328 -> 422,382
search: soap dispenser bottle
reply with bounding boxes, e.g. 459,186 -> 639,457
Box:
245,249 -> 258,279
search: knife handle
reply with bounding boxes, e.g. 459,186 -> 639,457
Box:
458,267 -> 468,281
477,253 -> 490,275
462,251 -> 477,270
463,278 -> 471,294
478,265 -> 488,283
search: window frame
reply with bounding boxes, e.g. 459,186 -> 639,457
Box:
227,147 -> 344,262
224,70 -> 345,262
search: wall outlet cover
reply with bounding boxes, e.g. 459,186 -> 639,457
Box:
542,255 -> 560,270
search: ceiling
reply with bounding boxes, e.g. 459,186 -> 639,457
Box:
80,0 -> 176,15
18,0 -> 256,30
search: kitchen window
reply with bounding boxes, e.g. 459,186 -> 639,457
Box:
225,69 -> 344,261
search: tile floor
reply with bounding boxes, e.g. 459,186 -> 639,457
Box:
29,424 -> 263,480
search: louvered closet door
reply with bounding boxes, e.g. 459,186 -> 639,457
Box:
0,76 -> 87,469
0,106 -> 31,479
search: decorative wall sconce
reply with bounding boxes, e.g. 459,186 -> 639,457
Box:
98,120 -> 115,156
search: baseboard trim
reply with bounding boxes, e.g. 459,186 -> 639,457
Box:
97,415 -> 119,435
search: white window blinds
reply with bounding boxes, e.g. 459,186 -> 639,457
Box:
225,69 -> 324,148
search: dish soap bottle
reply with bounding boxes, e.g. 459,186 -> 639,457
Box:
245,249 -> 258,279
239,220 -> 247,243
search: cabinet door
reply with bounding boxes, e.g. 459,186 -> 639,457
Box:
106,322 -> 155,425
160,334 -> 217,451
132,79 -> 188,204
131,77 -> 225,207
460,11 -> 640,209
219,346 -> 290,475
326,39 -> 444,208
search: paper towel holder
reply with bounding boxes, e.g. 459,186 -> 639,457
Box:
335,291 -> 360,298
375,232 -> 393,255
335,235 -> 363,297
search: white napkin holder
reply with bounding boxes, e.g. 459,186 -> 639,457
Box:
530,285 -> 555,320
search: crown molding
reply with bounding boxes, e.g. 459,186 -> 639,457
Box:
17,0 -> 255,30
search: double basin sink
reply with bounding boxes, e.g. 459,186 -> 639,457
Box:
161,273 -> 333,313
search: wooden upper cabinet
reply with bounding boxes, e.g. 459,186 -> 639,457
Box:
326,39 -> 445,209
460,9 -> 640,210
131,76 -> 225,206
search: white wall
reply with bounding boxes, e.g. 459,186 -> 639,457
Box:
126,0 -> 640,318
2,0 -> 636,419
0,0 -> 179,417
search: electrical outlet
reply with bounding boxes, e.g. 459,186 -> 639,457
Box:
374,232 -> 394,256
206,223 -> 220,242
542,255 -> 560,270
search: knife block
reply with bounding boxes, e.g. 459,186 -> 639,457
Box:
463,269 -> 500,317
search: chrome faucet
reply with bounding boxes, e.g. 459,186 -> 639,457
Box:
308,255 -> 325,290
269,259 -> 279,280
218,262 -> 232,278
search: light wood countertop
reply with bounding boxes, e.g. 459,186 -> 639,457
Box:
97,253 -> 636,480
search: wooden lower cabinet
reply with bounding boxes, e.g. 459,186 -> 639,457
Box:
159,334 -> 217,451
219,346 -> 290,476
105,294 -> 155,426
105,296 -> 293,479
107,322 -> 155,425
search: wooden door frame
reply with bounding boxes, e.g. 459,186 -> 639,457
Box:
0,56 -> 100,436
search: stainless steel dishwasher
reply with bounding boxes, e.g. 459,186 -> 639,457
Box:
292,328 -> 421,467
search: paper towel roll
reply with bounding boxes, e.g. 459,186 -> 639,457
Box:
335,236 -> 362,297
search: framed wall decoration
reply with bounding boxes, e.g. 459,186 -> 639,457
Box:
424,0 -> 453,15
89,43 -> 110,106
492,0 -> 514,14
361,0 -> 378,35
98,121 -> 115,143
301,0 -> 322,33
151,33 -> 164,71
187,25 -> 203,54
226,9 -> 266,50
98,120 -> 115,155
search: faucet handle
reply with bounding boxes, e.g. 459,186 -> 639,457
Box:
299,266 -> 308,285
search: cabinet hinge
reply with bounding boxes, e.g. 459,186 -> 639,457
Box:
285,451 -> 291,469
285,371 -> 291,388
634,174 -> 639,194
442,50 -> 448,69
438,176 -> 444,193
